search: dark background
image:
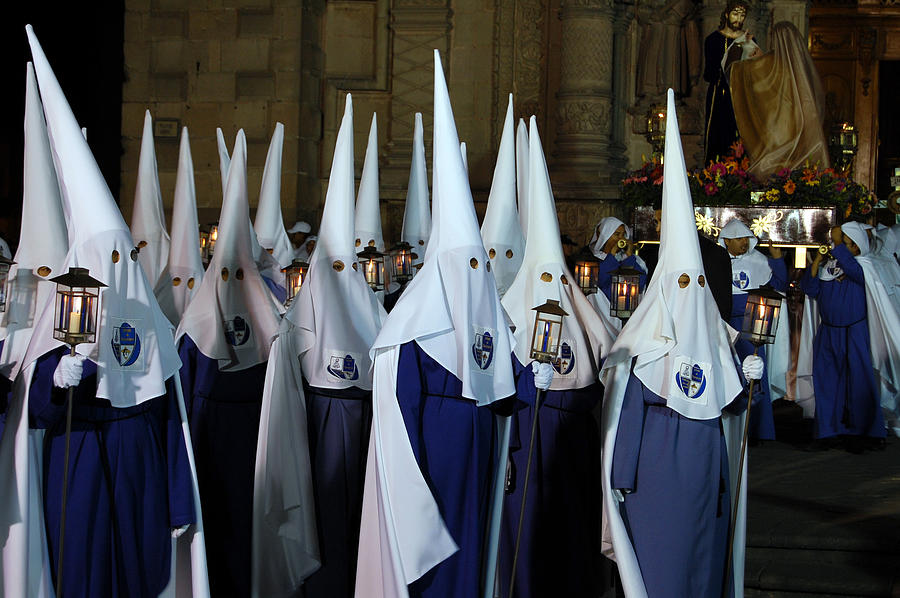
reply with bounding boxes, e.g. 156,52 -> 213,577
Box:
0,3 -> 125,253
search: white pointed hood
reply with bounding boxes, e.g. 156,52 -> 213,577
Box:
130,110 -> 171,288
460,141 -> 468,174
254,123 -> 294,268
601,90 -> 741,420
481,95 -> 525,296
502,116 -> 614,390
216,128 -> 231,198
354,113 -> 385,252
400,113 -> 431,262
0,62 -> 69,380
286,95 -> 386,389
177,129 -> 281,371
154,127 -> 204,325
516,118 -> 529,239
373,50 -> 515,404
23,26 -> 181,407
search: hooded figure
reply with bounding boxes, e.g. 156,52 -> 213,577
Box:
177,129 -> 282,597
22,25 -> 208,598
355,50 -> 545,598
800,223 -> 891,444
600,90 -> 758,598
355,114 -> 385,254
254,94 -> 386,598
254,123 -> 294,269
131,110 -> 171,289
588,216 -> 648,302
400,113 -> 431,264
718,219 -> 789,441
497,116 -> 615,598
480,95 -> 525,297
154,127 -> 204,327
0,61 -> 67,598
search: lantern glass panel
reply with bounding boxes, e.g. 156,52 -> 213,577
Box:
610,267 -> 642,320
389,243 -> 414,285
529,299 -> 569,362
358,248 -> 386,291
53,286 -> 100,345
208,224 -> 219,259
283,260 -> 308,307
740,290 -> 782,346
575,260 -> 598,295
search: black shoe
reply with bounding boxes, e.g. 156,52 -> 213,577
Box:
844,436 -> 866,454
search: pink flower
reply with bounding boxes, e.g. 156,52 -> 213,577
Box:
637,176 -> 648,183
653,176 -> 664,185
709,163 -> 726,177
704,182 -> 719,196
835,180 -> 846,192
776,167 -> 792,178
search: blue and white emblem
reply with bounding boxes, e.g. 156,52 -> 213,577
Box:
327,354 -> 360,380
733,270 -> 750,289
111,321 -> 141,367
224,316 -> 251,346
553,342 -> 575,375
472,328 -> 495,371
675,362 -> 707,399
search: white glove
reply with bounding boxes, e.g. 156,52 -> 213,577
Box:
53,354 -> 86,389
532,361 -> 554,391
172,524 -> 190,539
742,355 -> 764,381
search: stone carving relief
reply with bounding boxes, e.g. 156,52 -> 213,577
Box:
556,100 -> 611,134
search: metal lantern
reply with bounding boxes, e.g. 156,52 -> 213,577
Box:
50,267 -> 106,346
530,299 -> 569,363
574,249 -> 600,296
610,266 -> 642,321
357,246 -> 386,291
645,104 -> 667,160
829,122 -> 858,174
741,287 -> 783,346
199,225 -> 210,261
282,259 -> 309,307
0,255 -> 15,313
207,223 -> 219,260
389,241 -> 415,285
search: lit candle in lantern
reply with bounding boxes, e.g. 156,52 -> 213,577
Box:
753,304 -> 766,335
68,296 -> 82,335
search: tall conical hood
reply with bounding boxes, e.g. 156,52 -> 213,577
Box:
286,94 -> 386,390
355,113 -> 385,252
155,127 -> 204,325
177,129 -> 281,371
254,122 -> 293,267
516,118 -> 529,239
460,141 -> 468,174
400,113 -> 431,260
24,24 -> 181,406
502,115 -> 614,389
131,110 -> 171,287
0,61 -> 69,379
481,94 -> 525,295
372,49 -> 514,405
216,127 -> 231,199
601,89 -> 741,421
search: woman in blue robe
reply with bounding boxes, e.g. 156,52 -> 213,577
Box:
30,347 -> 195,598
800,243 -> 885,442
590,218 -> 648,303
178,335 -> 267,597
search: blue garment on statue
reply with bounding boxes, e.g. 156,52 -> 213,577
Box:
612,369 -> 738,598
303,381 -> 372,598
178,335 -> 267,598
499,382 -> 605,598
262,275 -> 287,304
800,245 -> 885,439
728,256 -> 787,441
396,341 -> 523,598
30,347 -> 195,598
598,254 -> 647,303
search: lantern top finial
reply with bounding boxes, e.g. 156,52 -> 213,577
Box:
532,298 -> 569,317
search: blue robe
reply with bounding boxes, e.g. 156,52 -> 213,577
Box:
178,335 -> 267,597
396,341 -> 527,598
30,347 -> 195,598
262,275 -> 287,304
499,382 -> 604,598
598,254 -> 647,303
799,246 -> 885,439
612,369 -> 740,598
303,382 -> 372,598
728,256 -> 787,440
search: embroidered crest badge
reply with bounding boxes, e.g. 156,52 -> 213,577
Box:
111,321 -> 141,367
327,354 -> 360,380
733,270 -> 750,289
675,362 -> 707,399
472,329 -> 495,371
553,341 -> 575,375
224,316 -> 251,346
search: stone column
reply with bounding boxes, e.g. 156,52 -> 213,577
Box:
552,0 -> 621,199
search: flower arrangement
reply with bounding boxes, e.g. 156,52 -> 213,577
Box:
688,142 -> 757,206
621,156 -> 664,206
760,164 -> 877,220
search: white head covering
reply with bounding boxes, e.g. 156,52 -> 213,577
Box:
589,216 -> 632,260
130,110 -> 171,288
286,95 -> 385,390
841,221 -> 870,256
481,94 -> 525,296
718,219 -> 773,293
601,90 -> 741,420
400,113 -> 431,262
287,221 -> 311,235
154,127 -> 204,326
0,62 -> 69,380
502,116 -> 614,390
177,130 -> 282,371
216,127 -> 231,197
460,141 -> 468,174
254,123 -> 294,268
355,113 -> 385,252
373,50 -> 515,405
516,118 -> 529,239
24,26 -> 182,407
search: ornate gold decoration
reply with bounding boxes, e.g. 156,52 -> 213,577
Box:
749,211 -> 784,237
694,212 -> 721,236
